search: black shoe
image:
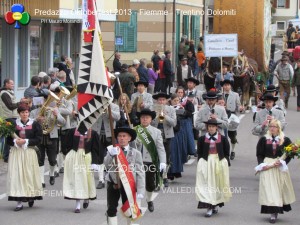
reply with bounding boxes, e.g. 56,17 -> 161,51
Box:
194,153 -> 198,158
163,178 -> 169,187
74,208 -> 80,213
54,171 -> 59,178
28,200 -> 34,207
59,167 -> 64,173
4,159 -> 8,163
14,205 -> 23,211
230,152 -> 235,160
147,201 -> 154,212
96,181 -> 105,189
42,183 -> 46,188
83,201 -> 89,209
269,218 -> 276,224
49,176 -> 55,185
212,207 -> 218,214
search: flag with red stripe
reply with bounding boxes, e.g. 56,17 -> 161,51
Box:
77,0 -> 113,134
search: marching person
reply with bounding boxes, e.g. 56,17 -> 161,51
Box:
134,109 -> 166,213
63,128 -> 102,213
55,86 -> 74,175
184,77 -> 204,107
7,103 -> 43,211
30,87 -> 66,187
0,79 -> 25,162
195,118 -> 231,217
168,93 -> 195,179
273,56 -> 294,108
256,119 -> 295,224
117,93 -> 133,128
264,84 -> 286,116
221,79 -> 243,160
92,101 -> 120,189
252,93 -> 286,137
292,59 -> 300,111
195,91 -> 229,136
131,81 -> 153,124
104,127 -> 145,225
151,92 -> 177,187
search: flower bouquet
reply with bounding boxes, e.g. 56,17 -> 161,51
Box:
0,117 -> 15,159
283,140 -> 300,159
254,140 -> 300,175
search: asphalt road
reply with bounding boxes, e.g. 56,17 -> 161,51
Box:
0,38 -> 299,225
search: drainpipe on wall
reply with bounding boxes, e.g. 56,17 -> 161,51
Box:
296,0 -> 299,19
164,0 -> 167,51
172,0 -> 176,75
202,0 -> 206,35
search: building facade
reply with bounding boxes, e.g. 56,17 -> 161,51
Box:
272,0 -> 299,35
0,0 -> 119,99
101,0 -> 204,69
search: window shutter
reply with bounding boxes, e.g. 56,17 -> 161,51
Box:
183,15 -> 189,39
176,11 -> 181,63
191,15 -> 200,48
286,0 -> 290,8
115,11 -> 137,52
273,0 -> 277,8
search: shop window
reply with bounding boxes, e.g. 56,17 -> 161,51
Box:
30,25 -> 41,77
53,24 -> 64,66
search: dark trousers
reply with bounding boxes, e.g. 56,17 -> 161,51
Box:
144,163 -> 156,192
38,136 -> 58,166
106,182 -> 127,217
3,118 -> 17,161
163,138 -> 171,165
154,77 -> 161,93
165,76 -> 173,94
228,130 -> 238,144
160,78 -> 167,92
297,86 -> 300,107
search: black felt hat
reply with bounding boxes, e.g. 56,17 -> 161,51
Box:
185,77 -> 200,86
152,92 -> 170,100
134,81 -> 149,88
204,118 -> 222,125
137,108 -> 156,120
114,127 -> 137,142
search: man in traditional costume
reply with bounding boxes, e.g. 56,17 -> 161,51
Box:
221,79 -> 243,160
134,109 -> 166,212
252,93 -> 286,137
151,92 -> 177,187
104,127 -> 145,225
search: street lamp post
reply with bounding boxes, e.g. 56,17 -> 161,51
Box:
296,0 -> 299,19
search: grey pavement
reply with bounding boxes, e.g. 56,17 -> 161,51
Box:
0,96 -> 299,225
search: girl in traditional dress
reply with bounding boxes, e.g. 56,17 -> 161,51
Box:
117,93 -> 133,128
7,103 -> 43,211
63,128 -> 102,213
195,118 -> 231,217
256,119 -> 295,223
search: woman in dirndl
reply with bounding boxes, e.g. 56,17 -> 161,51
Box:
7,103 -> 43,211
195,118 -> 231,217
63,128 -> 103,213
256,119 -> 295,224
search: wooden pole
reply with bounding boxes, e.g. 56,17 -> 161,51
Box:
107,105 -> 121,189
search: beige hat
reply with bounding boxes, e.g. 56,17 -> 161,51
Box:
132,59 -> 140,65
38,71 -> 47,78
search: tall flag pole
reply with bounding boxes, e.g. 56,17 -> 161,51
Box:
77,0 -> 113,134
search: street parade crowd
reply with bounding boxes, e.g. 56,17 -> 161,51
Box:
0,42 -> 300,225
